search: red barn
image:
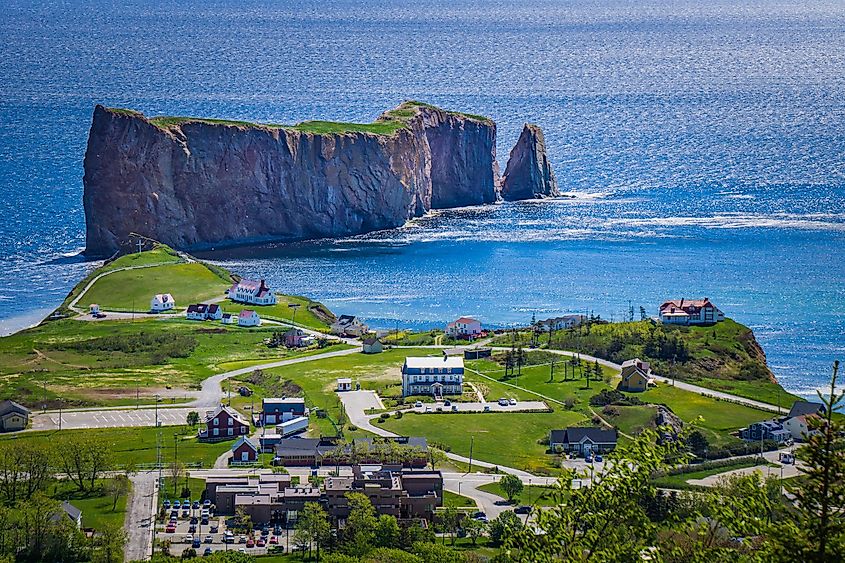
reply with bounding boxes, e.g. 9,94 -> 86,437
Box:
201,405 -> 250,441
230,436 -> 259,464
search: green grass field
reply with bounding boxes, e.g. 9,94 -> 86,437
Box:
0,425 -> 233,467
443,490 -> 477,508
382,410 -> 585,475
477,482 -> 562,507
51,477 -> 130,531
641,385 -> 770,446
81,262 -> 229,312
0,315 -> 348,408
651,458 -> 773,490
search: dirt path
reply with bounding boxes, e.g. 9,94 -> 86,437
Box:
124,471 -> 158,562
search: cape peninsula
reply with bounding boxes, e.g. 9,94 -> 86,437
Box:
83,101 -> 557,256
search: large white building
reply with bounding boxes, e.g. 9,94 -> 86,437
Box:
150,293 -> 175,312
445,317 -> 482,339
658,298 -> 724,325
401,356 -> 464,398
228,279 -> 277,305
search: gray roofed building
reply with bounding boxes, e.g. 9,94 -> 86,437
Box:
0,400 -> 30,432
549,427 -> 618,454
787,400 -> 825,419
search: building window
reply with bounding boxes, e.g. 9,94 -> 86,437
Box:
214,418 -> 219,426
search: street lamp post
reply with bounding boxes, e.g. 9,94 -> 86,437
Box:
58,398 -> 63,431
468,435 -> 474,473
173,433 -> 179,495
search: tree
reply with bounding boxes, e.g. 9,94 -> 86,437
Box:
0,441 -> 52,504
439,507 -> 460,545
343,492 -> 377,556
296,502 -> 331,560
488,511 -> 522,546
91,522 -> 127,563
502,428 -> 687,561
499,474 -> 524,503
186,411 -> 200,427
462,516 -> 487,545
766,361 -> 845,562
168,461 -> 185,495
54,434 -> 113,493
105,475 -> 131,512
374,513 -> 401,548
686,429 -> 710,457
429,448 -> 447,470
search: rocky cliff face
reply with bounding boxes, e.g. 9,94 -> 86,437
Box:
83,102 -> 499,256
500,124 -> 559,201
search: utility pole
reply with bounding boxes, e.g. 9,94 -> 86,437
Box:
468,435 -> 474,474
58,398 -> 63,431
173,433 -> 179,495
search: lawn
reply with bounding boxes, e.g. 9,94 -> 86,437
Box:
160,476 -> 207,501
641,384 -> 770,446
0,425 -> 233,467
443,490 -> 477,508
381,410 -> 585,475
651,458 -> 773,490
222,294 -> 333,331
51,477 -> 129,531
81,262 -> 229,312
477,482 -> 562,507
0,316 -> 347,408
603,405 -> 657,436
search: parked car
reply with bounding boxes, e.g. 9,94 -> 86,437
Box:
201,517 -> 209,525
269,536 -> 279,545
192,538 -> 201,549
273,525 -> 282,535
260,528 -> 269,536
210,525 -> 219,533
514,505 -> 532,515
257,538 -> 266,547
163,500 -> 171,510
203,547 -> 213,556
436,406 -> 443,412
188,524 -> 196,533
165,525 -> 176,533
170,510 -> 179,519
472,511 -> 487,521
184,534 -> 193,544
93,312 -> 107,319
483,405 -> 491,412
190,517 -> 198,525
444,400 -> 451,406
182,509 -> 190,518
508,398 -> 517,406
192,501 -> 200,510
238,535 -> 247,544
451,405 -> 458,411
204,535 -> 213,544
414,401 -> 423,408
173,500 -> 181,509
246,538 -> 255,548
222,535 -> 234,544
585,454 -> 593,463
595,454 -> 603,463
498,398 -> 509,406
203,499 -> 212,508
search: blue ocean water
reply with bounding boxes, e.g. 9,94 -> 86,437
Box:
1,0 -> 844,398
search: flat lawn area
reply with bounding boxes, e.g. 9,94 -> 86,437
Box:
0,426 -> 233,467
603,405 -> 657,436
81,262 -> 229,311
51,477 -> 129,531
160,476 -> 207,501
263,348 -> 443,435
687,377 -> 803,410
477,482 -> 562,507
443,490 -> 477,508
652,458 -> 772,490
642,384 -> 769,446
467,356 -> 616,415
0,317 -> 347,408
381,410 -> 585,475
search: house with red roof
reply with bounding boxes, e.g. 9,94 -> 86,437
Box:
658,298 -> 724,325
238,309 -> 261,327
228,278 -> 277,306
445,316 -> 483,339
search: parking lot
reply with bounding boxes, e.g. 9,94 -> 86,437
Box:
157,499 -> 290,556
408,399 -> 549,413
31,407 -> 196,431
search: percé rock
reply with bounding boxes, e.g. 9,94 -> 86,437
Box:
500,123 -> 559,201
82,102 -> 498,256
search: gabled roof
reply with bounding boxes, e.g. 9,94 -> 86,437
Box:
363,336 -> 381,345
550,427 -> 617,445
451,316 -> 479,325
239,309 -> 257,318
0,400 -> 30,417
232,436 -> 258,452
207,304 -> 220,314
206,405 -> 249,426
787,400 -> 824,419
336,314 -> 358,325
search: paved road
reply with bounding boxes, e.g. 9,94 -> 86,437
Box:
395,400 -> 549,414
30,406 -> 197,431
125,471 -> 158,562
686,449 -> 803,487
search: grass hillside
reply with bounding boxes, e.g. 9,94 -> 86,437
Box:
491,319 -> 799,407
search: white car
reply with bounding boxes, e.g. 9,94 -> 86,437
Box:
183,534 -> 193,543
509,398 -> 517,406
414,401 -> 423,408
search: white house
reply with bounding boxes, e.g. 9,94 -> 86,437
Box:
401,356 -> 464,398
228,278 -> 277,306
238,309 -> 261,327
445,317 -> 482,339
221,313 -> 236,325
89,304 -> 100,315
150,293 -> 175,312
331,315 -> 368,337
782,400 -> 825,441
658,298 -> 724,325
186,303 -> 222,321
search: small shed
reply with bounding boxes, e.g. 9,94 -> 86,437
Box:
89,304 -> 100,315
362,337 -> 383,354
337,378 -> 353,392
